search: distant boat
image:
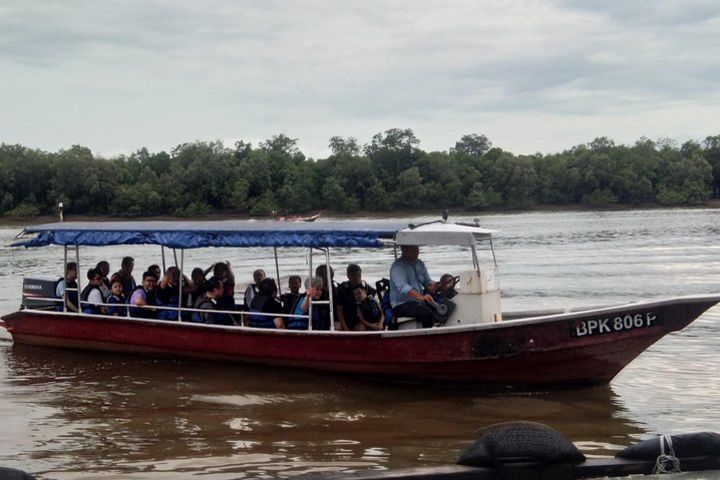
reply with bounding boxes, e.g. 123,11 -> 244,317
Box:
272,211 -> 321,222
2,219 -> 719,387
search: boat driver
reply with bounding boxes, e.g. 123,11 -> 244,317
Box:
389,245 -> 443,328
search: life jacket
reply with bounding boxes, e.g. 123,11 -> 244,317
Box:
287,299 -> 309,330
107,294 -> 127,316
358,297 -> 382,324
287,297 -> 327,330
379,293 -> 397,330
129,286 -> 156,319
280,293 -> 302,315
248,294 -> 276,329
191,296 -> 215,324
55,278 -> 78,312
156,284 -> 181,321
80,284 -> 103,314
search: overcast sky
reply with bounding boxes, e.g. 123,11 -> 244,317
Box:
1,0 -> 719,159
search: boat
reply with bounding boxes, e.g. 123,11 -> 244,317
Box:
272,211 -> 322,222
1,219 -> 718,387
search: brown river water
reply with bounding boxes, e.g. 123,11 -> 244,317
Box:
1,209 -> 719,479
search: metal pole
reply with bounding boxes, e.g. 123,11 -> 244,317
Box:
489,236 -> 498,268
161,245 -> 166,273
63,245 -> 68,312
172,248 -> 179,267
471,244 -> 479,271
274,247 -> 281,294
308,248 -> 313,331
75,245 -> 81,313
326,248 -> 334,331
178,249 -> 184,321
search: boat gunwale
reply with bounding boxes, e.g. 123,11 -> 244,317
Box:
5,293 -> 719,338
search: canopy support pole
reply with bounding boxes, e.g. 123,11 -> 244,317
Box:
161,246 -> 166,273
178,249 -> 184,321
471,244 -> 480,272
326,248 -> 334,331
75,244 -> 81,313
308,248 -> 313,331
172,248 -> 179,268
489,237 -> 498,268
63,245 -> 68,312
274,247 -> 281,295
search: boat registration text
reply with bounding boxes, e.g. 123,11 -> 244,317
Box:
571,312 -> 660,337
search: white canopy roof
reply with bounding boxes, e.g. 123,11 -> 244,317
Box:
394,221 -> 495,246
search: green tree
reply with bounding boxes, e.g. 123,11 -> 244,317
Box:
490,154 -> 538,208
702,135 -> 720,197
329,136 -> 360,157
453,133 -> 492,157
395,167 -> 425,207
365,128 -> 422,185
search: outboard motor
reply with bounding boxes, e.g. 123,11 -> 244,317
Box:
21,277 -> 60,310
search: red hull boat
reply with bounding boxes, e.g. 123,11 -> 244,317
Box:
2,220 -> 718,387
3,295 -> 717,386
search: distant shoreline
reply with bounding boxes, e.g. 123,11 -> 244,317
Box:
3,201 -> 720,227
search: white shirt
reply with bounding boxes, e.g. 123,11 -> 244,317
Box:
87,288 -> 103,305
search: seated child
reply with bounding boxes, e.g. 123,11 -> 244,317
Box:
353,285 -> 384,331
106,280 -> 127,316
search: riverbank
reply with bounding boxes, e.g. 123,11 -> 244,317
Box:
2,201 -> 720,227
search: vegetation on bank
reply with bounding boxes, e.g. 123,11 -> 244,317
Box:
1,130 -> 719,218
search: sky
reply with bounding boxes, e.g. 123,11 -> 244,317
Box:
1,0 -> 719,159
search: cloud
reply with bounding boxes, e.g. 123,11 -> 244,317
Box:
0,0 -> 719,158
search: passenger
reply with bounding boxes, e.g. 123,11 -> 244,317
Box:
95,260 -> 112,300
129,271 -> 159,319
111,256 -> 136,296
148,264 -> 162,280
314,264 -> 337,330
55,262 -> 79,312
188,267 -> 208,309
248,278 -> 286,329
337,264 -> 376,331
191,278 -> 224,324
243,269 -> 266,310
156,266 -> 195,320
288,276 -> 324,330
389,245 -> 441,329
80,268 -> 106,314
280,275 -> 303,315
209,261 -> 236,325
354,285 -> 384,330
106,280 -> 128,316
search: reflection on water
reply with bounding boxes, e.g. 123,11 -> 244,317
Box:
1,208 -> 720,478
1,343 -> 643,479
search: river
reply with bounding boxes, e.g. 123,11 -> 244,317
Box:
1,208 -> 719,479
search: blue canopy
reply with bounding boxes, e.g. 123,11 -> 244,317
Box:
13,220 -> 410,249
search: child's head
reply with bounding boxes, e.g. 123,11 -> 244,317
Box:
111,280 -> 123,295
353,285 -> 368,303
288,275 -> 302,294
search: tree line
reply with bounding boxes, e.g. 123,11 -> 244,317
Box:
1,129 -> 719,218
